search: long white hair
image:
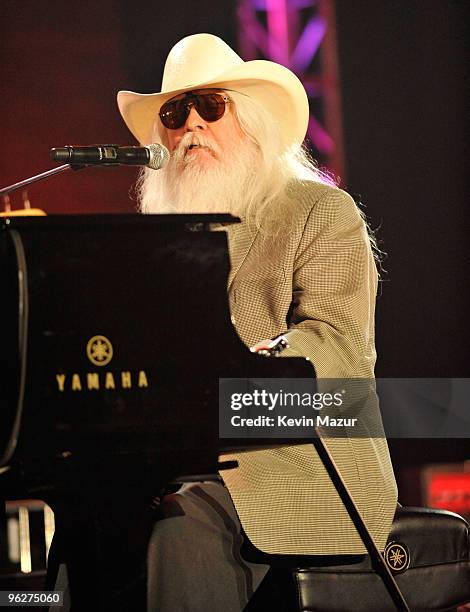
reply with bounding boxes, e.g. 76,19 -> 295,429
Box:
135,89 -> 336,228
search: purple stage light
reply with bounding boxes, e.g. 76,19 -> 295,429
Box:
252,0 -> 316,8
292,16 -> 326,71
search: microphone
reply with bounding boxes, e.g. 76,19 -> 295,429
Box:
50,144 -> 170,170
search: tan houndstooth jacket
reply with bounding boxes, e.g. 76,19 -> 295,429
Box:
219,179 -> 398,555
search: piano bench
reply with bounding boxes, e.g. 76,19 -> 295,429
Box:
243,506 -> 470,611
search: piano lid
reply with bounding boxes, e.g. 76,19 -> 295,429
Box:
0,212 -> 239,231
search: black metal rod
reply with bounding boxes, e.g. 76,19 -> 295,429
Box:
311,435 -> 410,612
0,164 -> 80,197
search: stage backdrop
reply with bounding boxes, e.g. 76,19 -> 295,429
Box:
334,0 -> 468,377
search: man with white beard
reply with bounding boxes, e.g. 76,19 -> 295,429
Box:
136,89 -> 261,218
117,33 -> 397,611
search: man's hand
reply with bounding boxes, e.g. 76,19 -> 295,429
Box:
249,339 -> 272,353
250,335 -> 289,356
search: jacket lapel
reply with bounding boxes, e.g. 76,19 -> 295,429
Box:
226,220 -> 259,293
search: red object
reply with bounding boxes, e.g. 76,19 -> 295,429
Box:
427,472 -> 470,515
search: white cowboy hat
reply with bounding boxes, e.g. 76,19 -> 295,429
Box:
117,33 -> 309,150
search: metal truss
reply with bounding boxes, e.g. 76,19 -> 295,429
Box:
237,0 -> 345,181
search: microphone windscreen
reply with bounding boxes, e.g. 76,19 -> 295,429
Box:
147,144 -> 170,170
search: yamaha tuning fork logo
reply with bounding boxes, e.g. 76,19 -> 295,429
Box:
54,335 -> 149,393
384,542 -> 410,573
86,335 -> 113,366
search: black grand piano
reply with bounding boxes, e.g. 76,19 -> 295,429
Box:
0,213 -> 314,610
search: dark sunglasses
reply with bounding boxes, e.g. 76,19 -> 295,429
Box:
159,92 -> 230,130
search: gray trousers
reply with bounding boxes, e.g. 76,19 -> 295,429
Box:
147,481 -> 270,612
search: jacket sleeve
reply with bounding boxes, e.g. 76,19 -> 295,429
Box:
281,186 -> 378,379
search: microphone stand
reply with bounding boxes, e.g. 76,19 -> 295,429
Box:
0,164 -> 84,198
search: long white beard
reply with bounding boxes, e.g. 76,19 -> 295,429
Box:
138,132 -> 261,217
